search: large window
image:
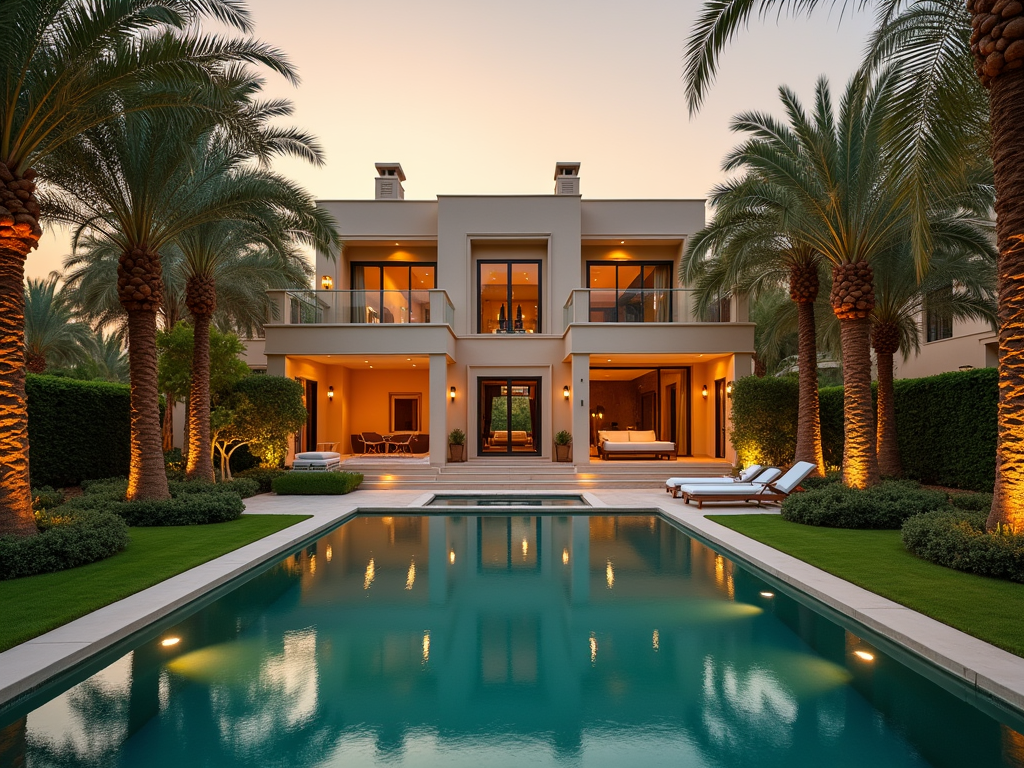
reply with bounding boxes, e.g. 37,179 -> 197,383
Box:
478,261 -> 541,333
587,262 -> 672,322
925,289 -> 953,342
350,263 -> 435,323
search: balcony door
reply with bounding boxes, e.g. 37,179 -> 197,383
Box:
350,263 -> 435,324
587,262 -> 672,322
479,378 -> 541,456
478,261 -> 541,333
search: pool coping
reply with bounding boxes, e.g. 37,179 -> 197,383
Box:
2,489 -> 1023,717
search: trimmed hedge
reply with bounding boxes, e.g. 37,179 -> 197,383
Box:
731,368 -> 996,491
781,480 -> 947,529
234,467 -> 288,493
902,508 -> 1024,582
63,478 -> 253,526
27,374 -> 132,488
272,471 -> 363,495
0,509 -> 130,580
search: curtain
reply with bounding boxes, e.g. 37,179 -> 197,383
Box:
528,387 -> 537,440
652,265 -> 670,322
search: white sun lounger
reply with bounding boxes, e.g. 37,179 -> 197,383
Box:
676,461 -> 817,509
292,451 -> 342,472
665,464 -> 764,494
667,466 -> 781,498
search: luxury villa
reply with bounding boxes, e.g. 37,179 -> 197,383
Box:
255,163 -> 756,467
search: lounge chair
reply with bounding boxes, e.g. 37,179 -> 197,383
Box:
667,466 -> 781,498
676,461 -> 818,509
665,464 -> 764,494
361,431 -> 387,454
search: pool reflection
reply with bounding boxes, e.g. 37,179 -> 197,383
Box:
6,514 -> 1024,768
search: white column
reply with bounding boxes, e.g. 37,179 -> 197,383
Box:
571,353 -> 590,466
429,353 -> 448,467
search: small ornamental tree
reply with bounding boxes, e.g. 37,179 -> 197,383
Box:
158,322 -> 250,410
212,376 -> 306,479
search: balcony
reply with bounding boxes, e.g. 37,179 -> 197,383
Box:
268,289 -> 455,326
562,288 -> 708,329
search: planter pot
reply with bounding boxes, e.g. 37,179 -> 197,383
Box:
449,444 -> 466,462
554,443 -> 572,462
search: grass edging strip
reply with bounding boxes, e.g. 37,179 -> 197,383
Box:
707,514 -> 1024,658
0,514 -> 309,653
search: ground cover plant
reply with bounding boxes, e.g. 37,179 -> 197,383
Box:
272,472 -> 363,495
902,506 -> 1024,583
781,480 -> 947,529
708,514 -> 1024,657
0,514 -> 308,653
63,478 -> 259,526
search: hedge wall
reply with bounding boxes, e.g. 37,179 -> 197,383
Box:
27,374 -> 132,488
730,368 -> 996,491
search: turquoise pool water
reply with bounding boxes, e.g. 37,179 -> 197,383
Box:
427,494 -> 588,506
3,514 -> 1023,767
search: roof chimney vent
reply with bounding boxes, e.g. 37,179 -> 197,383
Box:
375,163 -> 406,200
554,162 -> 580,196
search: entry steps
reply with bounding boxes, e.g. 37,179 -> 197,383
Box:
348,457 -> 734,491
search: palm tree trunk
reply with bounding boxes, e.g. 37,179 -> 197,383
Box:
838,316 -> 881,488
791,258 -> 825,476
186,311 -> 215,482
0,716 -> 27,767
875,350 -> 902,477
0,164 -> 41,538
969,0 -> 1024,530
125,309 -> 171,500
119,246 -> 170,501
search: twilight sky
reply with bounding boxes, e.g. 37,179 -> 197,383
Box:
26,0 -> 877,279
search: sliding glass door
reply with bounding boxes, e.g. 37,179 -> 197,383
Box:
478,261 -> 541,333
478,378 -> 541,456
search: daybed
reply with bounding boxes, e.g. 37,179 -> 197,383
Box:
676,461 -> 817,509
598,430 -> 676,460
292,451 -> 342,472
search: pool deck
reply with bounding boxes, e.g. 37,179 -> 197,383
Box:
2,488 -> 1024,717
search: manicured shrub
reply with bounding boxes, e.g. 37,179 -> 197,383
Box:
730,376 -> 799,468
0,509 -> 130,580
272,471 -> 363,495
947,492 -> 994,512
31,486 -> 64,511
781,480 -> 947,529
731,369 -> 996,490
801,471 -> 842,491
902,508 -> 1024,583
63,478 -> 251,525
27,374 -> 132,487
234,467 -> 288,494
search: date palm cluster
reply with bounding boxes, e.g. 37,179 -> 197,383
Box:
0,0 -> 339,536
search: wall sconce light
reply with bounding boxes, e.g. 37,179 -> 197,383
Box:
563,385 -> 570,400
450,386 -> 456,400
327,385 -> 334,401
321,275 -> 333,290
726,380 -> 733,397
701,385 -> 709,399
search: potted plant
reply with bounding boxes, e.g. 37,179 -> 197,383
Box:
554,430 -> 572,462
448,428 -> 467,462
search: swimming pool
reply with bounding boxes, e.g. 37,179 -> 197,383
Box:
2,513 -> 1022,767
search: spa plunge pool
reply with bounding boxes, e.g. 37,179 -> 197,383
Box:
2,513 -> 1022,767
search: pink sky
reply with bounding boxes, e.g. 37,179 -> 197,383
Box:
26,0 -> 877,278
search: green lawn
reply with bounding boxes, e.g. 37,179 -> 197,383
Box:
707,514 -> 1024,658
0,514 -> 309,653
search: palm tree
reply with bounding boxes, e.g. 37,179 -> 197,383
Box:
681,0 -> 1024,526
684,181 -> 828,476
41,87 -> 312,500
869,224 -> 997,475
174,200 -> 334,482
23,275 -> 93,373
0,0 -> 296,533
712,72 -> 923,487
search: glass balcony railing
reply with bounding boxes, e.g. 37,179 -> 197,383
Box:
270,289 -> 455,326
563,288 -> 722,330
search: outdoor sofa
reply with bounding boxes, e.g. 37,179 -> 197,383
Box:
597,429 -> 677,460
676,461 -> 817,509
292,451 -> 342,472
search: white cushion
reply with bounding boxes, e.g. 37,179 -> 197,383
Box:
669,467 -> 780,488
598,430 -> 632,443
677,483 -> 773,496
622,441 -> 674,451
772,461 -> 817,494
295,451 -> 341,461
630,430 -> 658,442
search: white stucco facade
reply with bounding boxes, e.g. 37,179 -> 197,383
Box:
261,165 -> 755,466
